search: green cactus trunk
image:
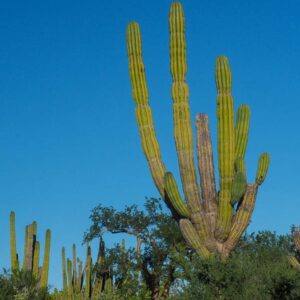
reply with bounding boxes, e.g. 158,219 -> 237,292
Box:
10,212 -> 19,271
40,229 -> 51,288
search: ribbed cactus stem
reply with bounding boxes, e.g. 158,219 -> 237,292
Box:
215,56 -> 235,241
72,244 -> 77,289
288,256 -> 300,269
235,157 -> 246,176
223,184 -> 258,256
77,258 -> 83,291
170,2 -> 210,244
40,229 -> 51,288
235,105 -> 250,159
33,241 -> 40,278
179,219 -> 210,258
10,211 -> 18,271
85,253 -> 92,298
67,259 -> 73,296
62,247 -> 67,292
293,230 -> 300,251
164,172 -> 190,218
126,22 -> 166,198
24,224 -> 34,271
255,153 -> 270,185
196,113 -> 218,233
231,171 -> 247,205
22,225 -> 29,271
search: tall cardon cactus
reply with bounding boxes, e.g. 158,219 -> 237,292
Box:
10,211 -> 51,287
126,2 -> 270,258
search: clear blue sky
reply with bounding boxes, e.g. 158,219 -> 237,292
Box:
0,0 -> 300,289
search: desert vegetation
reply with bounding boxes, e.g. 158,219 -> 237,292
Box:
1,1 -> 299,299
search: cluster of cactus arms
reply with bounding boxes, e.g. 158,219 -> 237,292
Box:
53,239 -> 113,300
288,229 -> 300,269
10,211 -> 51,287
126,2 -> 270,258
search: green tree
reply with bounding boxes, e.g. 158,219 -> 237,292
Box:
174,231 -> 300,300
85,198 -> 186,300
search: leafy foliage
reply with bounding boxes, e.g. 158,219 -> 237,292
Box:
174,231 -> 300,300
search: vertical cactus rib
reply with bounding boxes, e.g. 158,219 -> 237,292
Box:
235,104 -> 250,159
215,56 -> 235,241
231,171 -> 247,205
40,229 -> 51,288
62,247 -> 68,293
255,152 -> 270,185
72,244 -> 77,290
169,2 -> 210,243
126,22 -> 166,198
85,251 -> 92,298
24,224 -> 34,271
10,211 -> 18,271
67,259 -> 73,296
33,241 -> 40,278
164,172 -> 190,218
179,219 -> 210,258
223,184 -> 258,256
196,113 -> 218,233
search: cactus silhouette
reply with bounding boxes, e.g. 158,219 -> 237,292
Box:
126,2 -> 270,258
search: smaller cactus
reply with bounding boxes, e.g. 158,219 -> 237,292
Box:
9,212 -> 51,287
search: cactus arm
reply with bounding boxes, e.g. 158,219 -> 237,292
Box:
33,241 -> 40,278
222,184 -> 258,257
293,230 -> 300,251
179,219 -> 210,258
77,259 -> 83,291
10,212 -> 18,271
22,225 -> 29,271
85,253 -> 92,298
255,153 -> 270,185
196,113 -> 218,233
126,23 -> 166,196
67,259 -> 73,296
169,2 -> 210,242
231,171 -> 247,205
62,247 -> 68,293
164,172 -> 190,218
235,105 -> 250,159
40,229 -> 51,288
215,56 -> 235,241
72,244 -> 77,291
24,224 -> 34,271
288,255 -> 300,269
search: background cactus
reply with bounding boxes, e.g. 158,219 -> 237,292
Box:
58,239 -> 114,300
9,211 -> 51,287
126,1 -> 270,258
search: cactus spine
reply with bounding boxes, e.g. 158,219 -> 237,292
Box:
127,2 -> 270,258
